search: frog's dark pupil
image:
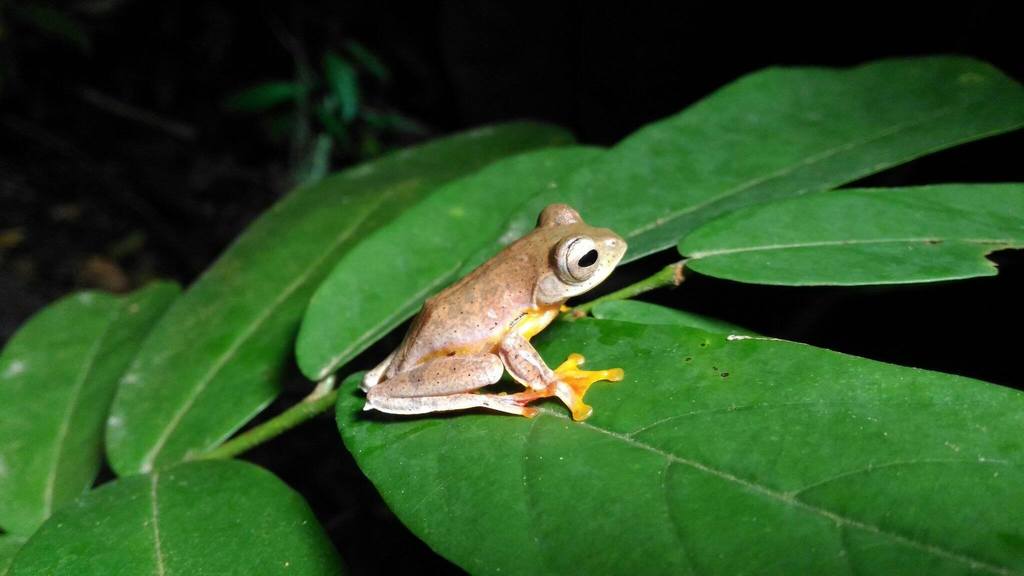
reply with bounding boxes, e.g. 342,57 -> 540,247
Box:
578,249 -> 598,267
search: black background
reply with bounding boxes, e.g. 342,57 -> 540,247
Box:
1,3 -> 1021,573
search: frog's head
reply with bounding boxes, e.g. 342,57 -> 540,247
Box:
534,204 -> 627,306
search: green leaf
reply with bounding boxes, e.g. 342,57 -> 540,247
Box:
106,122 -> 572,475
324,52 -> 359,122
297,146 -> 599,380
679,184 -> 1024,285
8,460 -> 342,575
223,81 -> 308,112
345,40 -> 392,83
1,535 -> 26,575
0,283 -> 179,535
590,299 -> 753,335
508,57 -> 1024,263
338,319 -> 1024,575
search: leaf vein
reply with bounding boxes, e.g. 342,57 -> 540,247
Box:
540,411 -> 1019,576
625,103 -> 964,240
140,196 -> 387,471
319,259 -> 465,379
43,304 -> 122,516
686,237 -> 1016,260
149,473 -> 166,576
661,460 -> 699,575
789,458 -> 1013,498
626,400 -> 932,439
838,524 -> 856,576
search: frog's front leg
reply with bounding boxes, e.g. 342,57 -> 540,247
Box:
364,354 -> 536,417
498,332 -> 623,421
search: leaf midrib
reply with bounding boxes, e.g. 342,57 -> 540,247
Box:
140,191 -> 392,471
43,303 -> 121,517
318,259 -> 465,379
623,103 -> 968,241
148,472 -> 166,576
0,535 -> 27,576
686,237 -> 1015,260
533,410 -> 1019,576
789,458 -> 1011,499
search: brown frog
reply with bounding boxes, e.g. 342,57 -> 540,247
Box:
361,204 -> 626,421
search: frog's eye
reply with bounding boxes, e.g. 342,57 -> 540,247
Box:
555,236 -> 599,283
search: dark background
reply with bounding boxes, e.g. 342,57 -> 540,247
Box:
1,3 -> 1021,573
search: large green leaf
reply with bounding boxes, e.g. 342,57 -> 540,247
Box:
0,283 -> 179,536
590,299 -> 753,335
677,184 -> 1024,285
8,460 -> 342,575
106,123 -> 571,475
338,318 -> 1024,575
495,57 -> 1024,263
297,146 -> 602,380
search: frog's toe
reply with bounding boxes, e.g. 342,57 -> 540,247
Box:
555,353 -> 586,373
559,367 -> 625,394
553,363 -> 625,421
479,394 -> 543,418
570,401 -> 593,422
509,397 -> 540,418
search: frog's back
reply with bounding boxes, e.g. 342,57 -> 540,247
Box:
387,239 -> 541,374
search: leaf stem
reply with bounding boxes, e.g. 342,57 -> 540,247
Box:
199,376 -> 340,461
570,260 -> 686,317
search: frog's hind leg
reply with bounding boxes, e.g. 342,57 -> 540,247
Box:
364,354 -> 536,417
367,393 -> 536,417
500,332 -> 623,421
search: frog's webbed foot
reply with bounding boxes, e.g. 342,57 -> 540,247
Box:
553,353 -> 624,421
510,353 -> 623,421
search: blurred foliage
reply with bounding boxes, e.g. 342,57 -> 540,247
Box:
224,40 -> 427,187
0,3 -> 439,307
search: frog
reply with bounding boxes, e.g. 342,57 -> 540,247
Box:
360,203 -> 627,422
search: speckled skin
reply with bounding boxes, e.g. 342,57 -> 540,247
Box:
362,204 -> 627,421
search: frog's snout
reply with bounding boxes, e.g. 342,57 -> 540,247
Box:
602,235 -> 628,264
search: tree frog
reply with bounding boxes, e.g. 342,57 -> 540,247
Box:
361,204 -> 627,421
